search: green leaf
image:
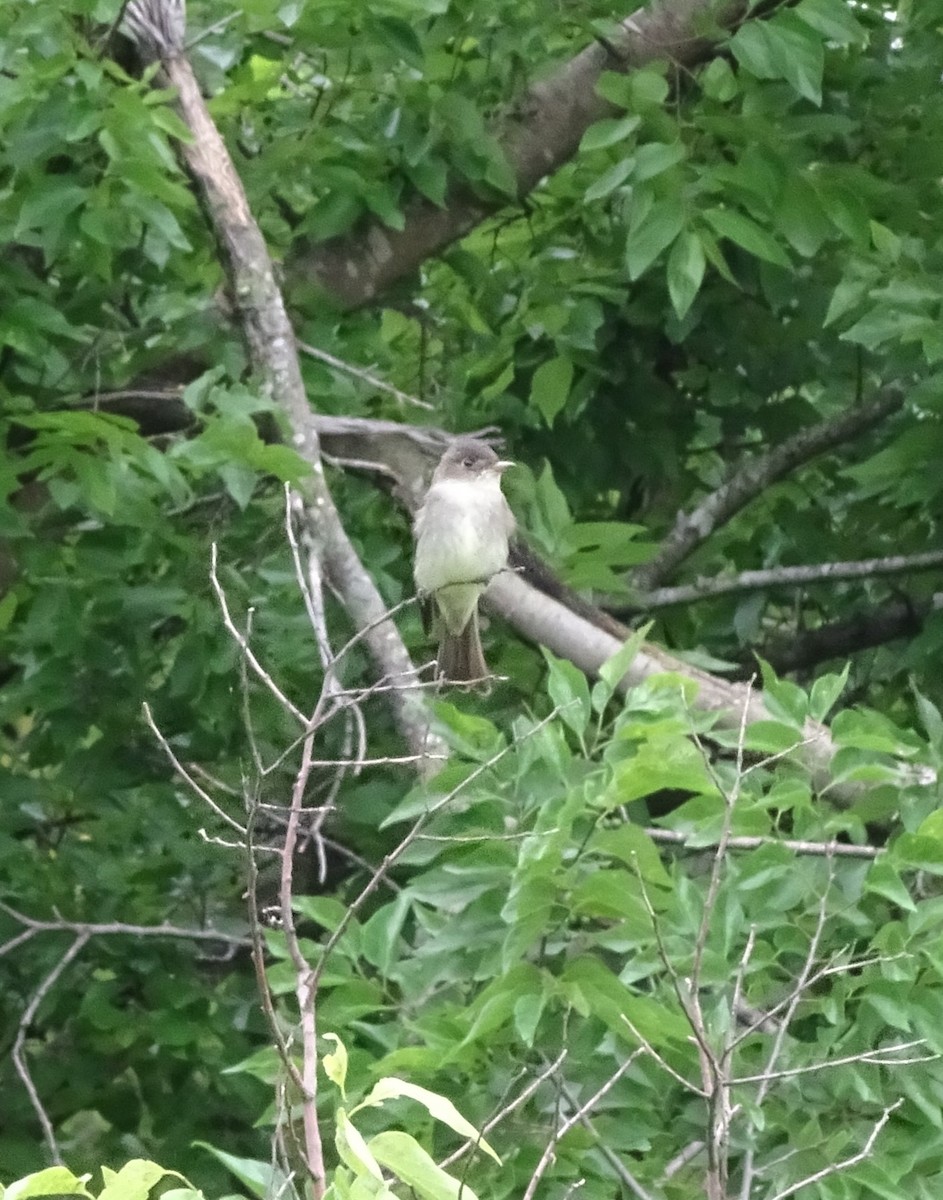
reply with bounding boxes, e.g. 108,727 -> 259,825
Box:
530,355 -> 574,426
193,1145 -> 290,1199
584,156 -> 634,202
99,1161 -> 188,1200
624,197 -> 684,280
544,650 -> 591,736
369,1132 -> 480,1200
839,307 -> 932,351
796,0 -> 867,45
701,58 -> 739,103
865,861 -> 916,912
633,141 -> 685,183
731,16 -> 825,104
361,892 -> 411,976
322,1032 -> 349,1094
336,1110 -> 385,1181
4,1168 -> 93,1200
729,22 -> 779,80
703,207 -> 790,268
759,659 -> 809,727
667,229 -> 706,319
292,895 -> 349,930
593,622 -> 652,712
912,685 -> 943,748
629,69 -> 670,109
580,114 -> 641,152
592,823 -> 672,888
809,664 -> 850,721
218,462 -> 256,509
362,1079 -> 501,1164
824,274 -> 871,327
601,739 -> 718,809
775,174 -> 833,257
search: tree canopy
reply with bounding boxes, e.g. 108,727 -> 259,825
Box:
4,1 -> 943,1198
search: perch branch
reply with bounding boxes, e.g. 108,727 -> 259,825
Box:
122,0 -> 441,773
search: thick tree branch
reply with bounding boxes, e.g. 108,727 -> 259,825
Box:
737,594 -> 941,678
630,388 -> 905,592
617,549 -> 943,611
122,0 -> 441,770
290,0 -> 758,309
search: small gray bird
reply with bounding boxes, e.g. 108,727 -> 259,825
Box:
413,438 -> 515,683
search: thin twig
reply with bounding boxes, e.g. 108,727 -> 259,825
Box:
0,902 -> 249,947
520,1051 -> 643,1200
642,829 -> 881,858
143,701 -> 248,835
764,1099 -> 903,1200
550,1072 -> 658,1200
439,1051 -> 568,1169
210,544 -> 307,726
739,855 -> 835,1200
12,931 -> 91,1162
730,1040 -> 935,1085
297,339 -> 434,410
621,1014 -> 705,1098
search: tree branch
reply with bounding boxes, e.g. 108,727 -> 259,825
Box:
739,594 -> 940,678
630,388 -> 905,592
289,0 -> 760,309
122,0 -> 442,771
618,549 -> 943,611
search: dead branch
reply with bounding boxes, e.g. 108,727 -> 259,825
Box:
630,387 -> 905,592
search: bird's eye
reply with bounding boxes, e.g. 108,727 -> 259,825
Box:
462,457 -> 475,468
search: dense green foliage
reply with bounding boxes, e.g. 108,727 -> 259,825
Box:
4,0 -> 943,1197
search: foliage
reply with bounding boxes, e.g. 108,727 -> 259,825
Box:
5,0 -> 943,1197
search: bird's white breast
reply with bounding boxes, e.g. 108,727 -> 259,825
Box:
414,477 -> 511,592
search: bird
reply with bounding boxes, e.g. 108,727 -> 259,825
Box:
413,437 -> 515,684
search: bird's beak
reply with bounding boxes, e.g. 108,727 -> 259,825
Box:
495,460 -> 514,473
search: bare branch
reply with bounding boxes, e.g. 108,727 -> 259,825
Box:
731,1040 -> 936,1085
296,340 -> 433,411
122,0 -> 440,772
644,828 -> 882,859
143,698 -> 250,834
520,1051 -> 643,1200
12,931 -> 91,1163
764,1099 -> 903,1200
438,1051 -> 568,1170
0,903 -> 249,948
621,548 -> 943,611
631,387 -> 905,592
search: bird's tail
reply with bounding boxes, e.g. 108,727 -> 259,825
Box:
437,609 -> 488,685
